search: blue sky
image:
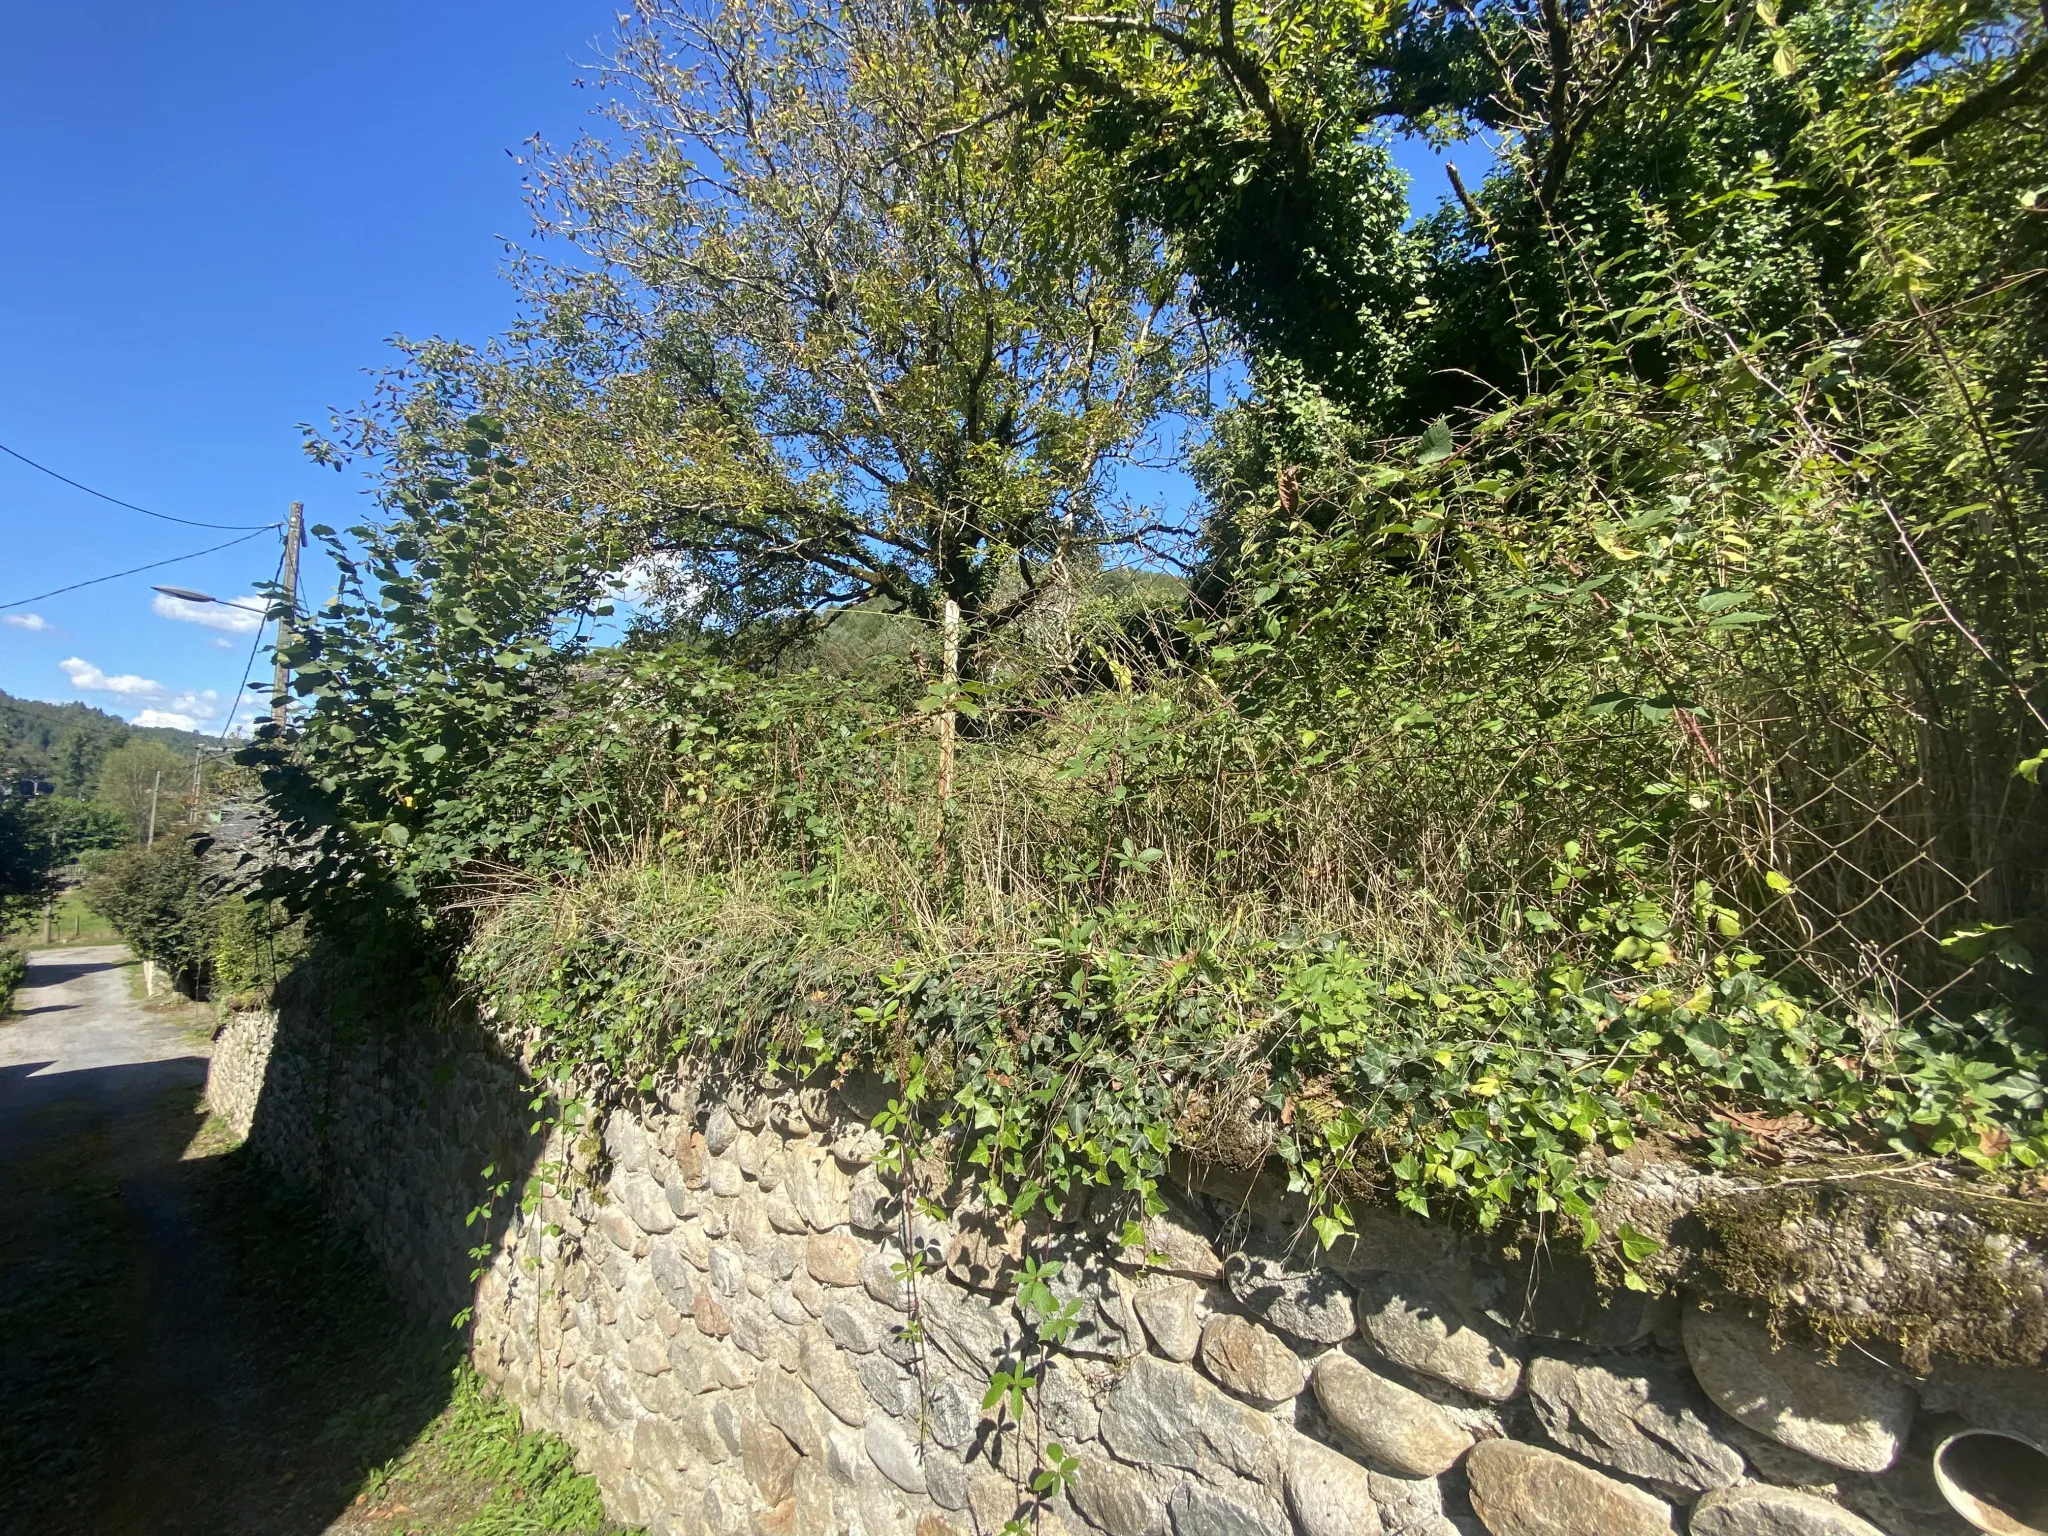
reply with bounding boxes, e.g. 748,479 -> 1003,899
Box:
0,3 -> 1461,734
0,0 -> 616,731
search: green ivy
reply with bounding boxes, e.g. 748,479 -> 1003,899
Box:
469,870 -> 2048,1254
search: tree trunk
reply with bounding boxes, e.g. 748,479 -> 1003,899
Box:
936,596 -> 961,870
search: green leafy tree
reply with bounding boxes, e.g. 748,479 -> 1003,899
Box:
0,795 -> 120,931
996,0 -> 1431,411
329,0 -> 1206,653
84,841 -> 215,990
998,0 -> 2048,419
247,427 -> 612,927
95,740 -> 193,838
25,797 -> 131,866
0,798 -> 56,930
52,726 -> 117,797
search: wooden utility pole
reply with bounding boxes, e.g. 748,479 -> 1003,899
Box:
272,501 -> 304,731
42,823 -> 55,943
188,746 -> 203,826
146,770 -> 162,847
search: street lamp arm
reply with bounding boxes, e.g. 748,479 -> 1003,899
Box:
152,585 -> 272,617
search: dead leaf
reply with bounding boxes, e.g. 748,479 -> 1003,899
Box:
1718,1107 -> 1810,1139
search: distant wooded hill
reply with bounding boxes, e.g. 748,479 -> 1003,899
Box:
1,689 -> 211,798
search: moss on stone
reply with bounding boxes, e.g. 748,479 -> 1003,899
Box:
1696,1176 -> 2048,1372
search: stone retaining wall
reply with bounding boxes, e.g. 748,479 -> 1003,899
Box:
208,1004 -> 2045,1536
208,997 -> 538,1322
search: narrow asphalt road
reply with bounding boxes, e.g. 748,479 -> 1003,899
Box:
0,947 -> 452,1536
0,943 -> 212,1079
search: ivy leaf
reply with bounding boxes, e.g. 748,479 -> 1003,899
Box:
1415,420 -> 1454,465
1616,1222 -> 1664,1264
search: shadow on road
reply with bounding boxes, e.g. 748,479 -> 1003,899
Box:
0,1048 -> 462,1535
20,955 -> 131,988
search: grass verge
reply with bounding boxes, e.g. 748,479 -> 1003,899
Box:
3,887 -> 120,950
330,1367 -> 635,1536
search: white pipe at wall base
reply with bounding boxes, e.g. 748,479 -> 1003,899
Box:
1935,1429 -> 2048,1535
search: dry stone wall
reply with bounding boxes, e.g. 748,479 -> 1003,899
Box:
207,997 -> 540,1321
208,1006 -> 2047,1536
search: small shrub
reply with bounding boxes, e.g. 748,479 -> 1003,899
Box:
84,841 -> 215,994
0,947 -> 26,1013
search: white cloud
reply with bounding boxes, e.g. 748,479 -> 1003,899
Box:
607,555 -> 694,608
62,657 -> 163,695
153,591 -> 265,634
212,637 -> 235,650
133,709 -> 201,731
3,612 -> 51,631
60,656 -> 220,727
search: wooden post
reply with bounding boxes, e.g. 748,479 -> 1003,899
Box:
273,501 -> 304,731
42,821 -> 55,943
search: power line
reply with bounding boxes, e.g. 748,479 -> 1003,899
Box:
0,527 -> 280,612
216,543 -> 292,746
0,438 -> 280,530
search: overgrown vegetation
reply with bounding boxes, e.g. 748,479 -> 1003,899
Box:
72,845 -> 306,1004
209,894 -> 306,1008
251,0 -> 2048,1263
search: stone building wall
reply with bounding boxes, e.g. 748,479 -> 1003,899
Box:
208,1006 -> 2046,1536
